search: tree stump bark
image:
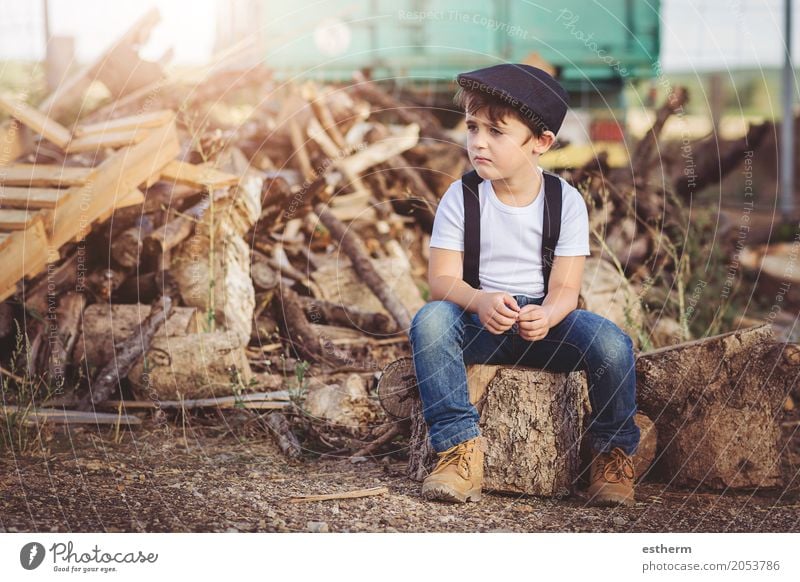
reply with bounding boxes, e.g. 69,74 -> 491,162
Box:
170,168 -> 262,345
75,302 -> 203,369
127,330 -> 253,400
635,324 -> 793,489
400,360 -> 656,497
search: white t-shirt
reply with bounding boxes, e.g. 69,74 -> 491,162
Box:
429,167 -> 591,299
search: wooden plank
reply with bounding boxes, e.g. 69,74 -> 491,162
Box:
1,404 -> 141,426
0,208 -> 44,231
336,123 -> 419,176
159,159 -> 240,189
94,391 -> 291,410
116,187 -> 145,209
0,95 -> 73,149
0,219 -> 52,302
74,109 -> 174,137
0,285 -> 15,303
65,127 -> 149,154
46,119 -> 179,248
0,164 -> 92,187
0,119 -> 26,167
0,186 -> 65,209
288,486 -> 389,503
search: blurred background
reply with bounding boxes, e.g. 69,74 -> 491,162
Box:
1,1 -> 797,210
0,0 -> 798,343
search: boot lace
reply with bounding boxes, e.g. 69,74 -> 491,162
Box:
433,441 -> 473,477
593,447 -> 635,483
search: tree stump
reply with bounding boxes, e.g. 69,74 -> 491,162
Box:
392,359 -> 656,497
636,324 -> 794,489
406,365 -> 588,497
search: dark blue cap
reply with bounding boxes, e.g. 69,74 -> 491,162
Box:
456,63 -> 569,135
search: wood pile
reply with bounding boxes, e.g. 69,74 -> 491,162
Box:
1,10 -> 797,495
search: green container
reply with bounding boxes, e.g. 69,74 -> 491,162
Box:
262,0 -> 660,95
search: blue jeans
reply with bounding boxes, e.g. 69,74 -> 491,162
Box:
408,295 -> 641,456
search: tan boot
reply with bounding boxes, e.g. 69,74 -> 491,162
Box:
586,446 -> 635,507
421,437 -> 484,503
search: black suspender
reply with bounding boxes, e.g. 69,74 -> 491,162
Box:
462,170 -> 482,289
461,170 -> 563,294
541,172 -> 563,294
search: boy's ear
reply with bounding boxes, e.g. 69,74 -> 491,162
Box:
532,130 -> 557,154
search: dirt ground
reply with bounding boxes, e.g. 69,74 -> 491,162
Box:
2,409 -> 799,534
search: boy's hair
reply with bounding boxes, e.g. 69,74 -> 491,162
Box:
453,85 -> 549,144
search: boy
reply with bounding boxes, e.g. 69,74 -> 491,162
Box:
409,63 -> 640,507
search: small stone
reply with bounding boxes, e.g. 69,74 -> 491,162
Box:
307,521 -> 329,533
612,516 -> 627,526
350,456 -> 368,464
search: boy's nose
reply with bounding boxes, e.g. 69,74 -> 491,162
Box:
469,134 -> 488,150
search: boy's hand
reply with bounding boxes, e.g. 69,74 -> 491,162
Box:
517,304 -> 552,341
476,292 -> 520,335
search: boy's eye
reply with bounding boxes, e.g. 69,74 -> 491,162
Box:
466,124 -> 501,135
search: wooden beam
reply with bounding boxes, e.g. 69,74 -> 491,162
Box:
159,159 -> 240,189
1,405 -> 142,426
74,109 -> 174,137
0,119 -> 26,166
0,164 -> 92,187
0,220 -> 53,302
46,119 -> 179,248
92,391 -> 291,410
336,123 -> 420,176
65,127 -> 149,154
0,208 -> 45,231
0,186 -> 66,209
288,486 -> 389,503
0,95 -> 72,149
116,187 -> 145,209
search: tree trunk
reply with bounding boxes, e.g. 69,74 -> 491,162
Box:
170,176 -> 261,344
127,329 -> 253,401
635,324 -> 794,489
74,302 -> 203,369
77,295 -> 171,411
45,292 -> 85,388
111,214 -> 156,268
407,364 -> 589,496
314,202 -> 412,331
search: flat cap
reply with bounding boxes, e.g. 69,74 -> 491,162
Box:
456,63 -> 569,135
